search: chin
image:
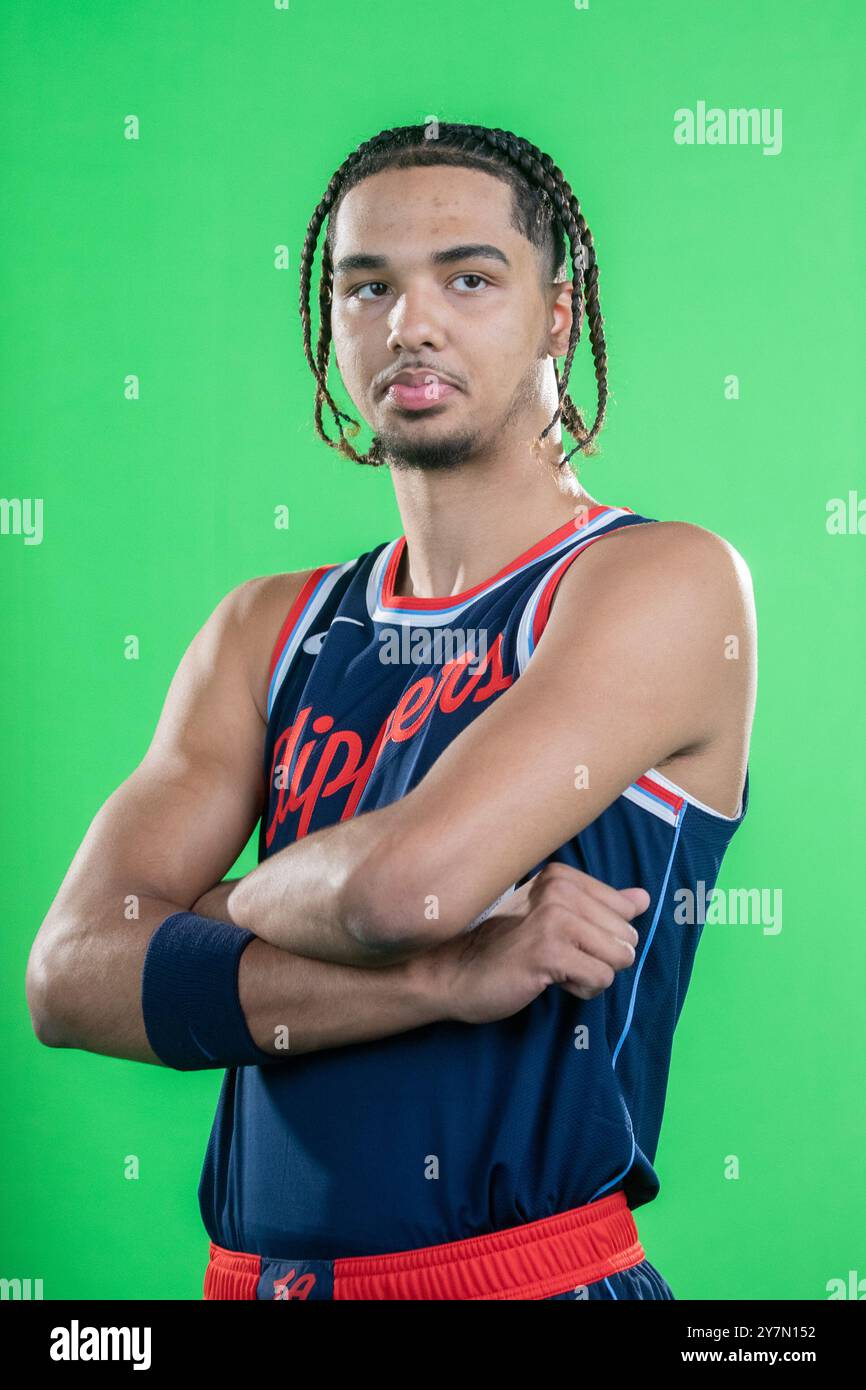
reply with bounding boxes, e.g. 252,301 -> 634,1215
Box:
377,424 -> 483,473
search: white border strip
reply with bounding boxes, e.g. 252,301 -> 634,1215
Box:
621,780 -> 682,827
267,558 -> 358,718
645,766 -> 744,822
367,508 -> 631,627
515,522 -> 630,674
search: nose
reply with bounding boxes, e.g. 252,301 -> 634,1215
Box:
386,284 -> 447,355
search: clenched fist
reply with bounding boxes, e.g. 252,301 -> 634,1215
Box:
436,861 -> 650,1025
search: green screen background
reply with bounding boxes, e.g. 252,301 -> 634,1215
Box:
2,0 -> 863,1300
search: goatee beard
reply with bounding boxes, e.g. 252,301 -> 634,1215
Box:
375,426 -> 482,473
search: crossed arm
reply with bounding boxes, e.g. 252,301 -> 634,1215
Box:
223,521 -> 752,963
25,521 -> 753,1066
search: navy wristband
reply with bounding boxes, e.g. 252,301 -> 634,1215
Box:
141,911 -> 275,1071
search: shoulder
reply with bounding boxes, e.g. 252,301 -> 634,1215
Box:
560,518 -> 754,620
596,517 -> 750,577
530,518 -> 756,761
650,519 -> 754,596
545,518 -> 756,680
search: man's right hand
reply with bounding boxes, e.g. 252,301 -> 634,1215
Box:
433,862 -> 650,1026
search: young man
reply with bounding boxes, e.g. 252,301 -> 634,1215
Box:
26,123 -> 755,1301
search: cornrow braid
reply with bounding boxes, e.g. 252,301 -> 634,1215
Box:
298,122 -> 607,469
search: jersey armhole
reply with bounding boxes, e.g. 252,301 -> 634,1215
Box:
266,567 -> 334,687
265,558 -> 364,720
515,517 -> 658,674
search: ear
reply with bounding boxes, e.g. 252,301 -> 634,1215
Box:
547,280 -> 579,358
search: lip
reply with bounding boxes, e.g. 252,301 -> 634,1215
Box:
380,368 -> 462,412
384,380 -> 459,411
380,368 -> 461,396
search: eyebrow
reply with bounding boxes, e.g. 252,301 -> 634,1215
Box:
332,243 -> 512,277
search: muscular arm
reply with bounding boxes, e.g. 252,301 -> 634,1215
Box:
27,524 -> 753,1063
24,576 -> 458,1065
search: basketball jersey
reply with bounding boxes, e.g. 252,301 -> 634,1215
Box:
198,503 -> 750,1258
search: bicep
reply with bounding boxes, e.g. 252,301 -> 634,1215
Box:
374,525 -> 746,938
48,581 -> 268,920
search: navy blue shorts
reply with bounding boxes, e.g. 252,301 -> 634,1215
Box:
545,1256 -> 675,1300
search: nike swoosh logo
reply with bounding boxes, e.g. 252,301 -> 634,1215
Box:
302,616 -> 365,655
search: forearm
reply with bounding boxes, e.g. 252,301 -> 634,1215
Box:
236,935 -> 453,1057
190,879 -> 455,1056
31,882 -> 455,1069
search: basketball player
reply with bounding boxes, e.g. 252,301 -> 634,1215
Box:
26,123 -> 756,1301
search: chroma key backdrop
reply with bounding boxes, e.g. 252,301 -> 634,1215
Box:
1,0 -> 864,1304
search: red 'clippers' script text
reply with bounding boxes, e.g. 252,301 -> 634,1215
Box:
265,633 -> 512,845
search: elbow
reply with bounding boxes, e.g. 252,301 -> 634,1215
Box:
25,931 -> 73,1049
26,966 -> 63,1049
344,844 -> 463,953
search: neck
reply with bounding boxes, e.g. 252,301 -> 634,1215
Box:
387,435 -> 601,600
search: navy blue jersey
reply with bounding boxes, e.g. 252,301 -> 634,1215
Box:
198,504 -> 750,1258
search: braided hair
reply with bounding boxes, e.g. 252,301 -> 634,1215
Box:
298,122 -> 607,468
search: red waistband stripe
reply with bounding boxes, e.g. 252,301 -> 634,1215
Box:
203,1190 -> 645,1301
